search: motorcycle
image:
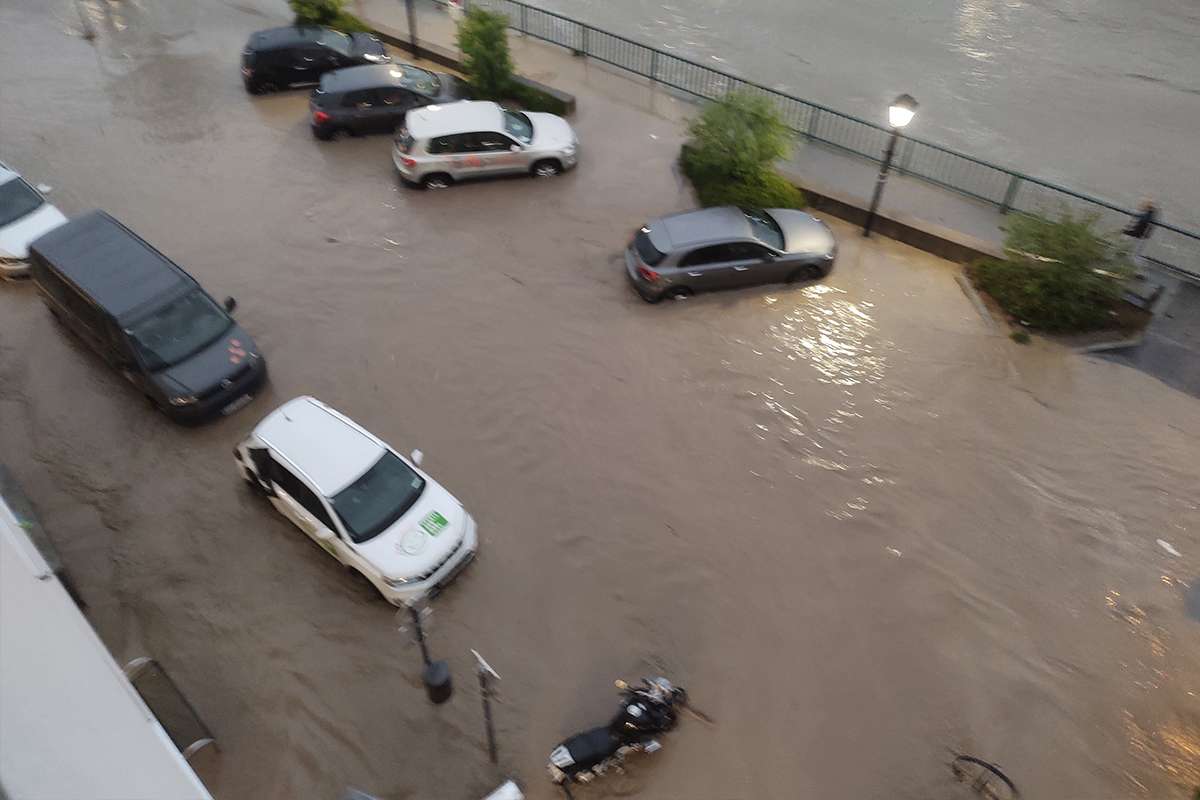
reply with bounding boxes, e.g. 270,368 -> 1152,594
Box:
547,676 -> 687,790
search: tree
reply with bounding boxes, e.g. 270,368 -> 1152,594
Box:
684,92 -> 793,183
456,8 -> 514,99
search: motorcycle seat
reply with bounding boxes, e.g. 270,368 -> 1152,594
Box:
563,726 -> 619,769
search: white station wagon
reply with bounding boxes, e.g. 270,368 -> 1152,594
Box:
235,396 -> 477,604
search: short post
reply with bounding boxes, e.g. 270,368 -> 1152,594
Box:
999,175 -> 1022,214
397,601 -> 452,704
404,0 -> 420,61
472,649 -> 501,764
863,128 -> 899,238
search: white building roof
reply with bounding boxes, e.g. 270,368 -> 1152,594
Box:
0,492 -> 214,800
254,396 -> 385,495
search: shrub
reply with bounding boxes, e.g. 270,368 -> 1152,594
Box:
969,210 -> 1133,332
506,80 -> 569,115
289,0 -> 370,31
679,144 -> 805,209
685,92 -> 793,183
456,7 -> 514,100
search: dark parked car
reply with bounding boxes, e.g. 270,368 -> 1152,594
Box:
241,25 -> 389,94
625,206 -> 837,302
29,211 -> 268,423
310,64 -> 463,140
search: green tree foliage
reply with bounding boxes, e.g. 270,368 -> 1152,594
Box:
971,210 -> 1133,332
456,8 -> 515,100
684,92 -> 793,183
679,93 -> 804,209
289,0 -> 370,32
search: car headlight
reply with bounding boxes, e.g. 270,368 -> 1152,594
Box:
169,395 -> 198,407
384,575 -> 412,588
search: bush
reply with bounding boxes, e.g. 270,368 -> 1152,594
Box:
969,210 -> 1133,332
456,7 -> 514,100
506,81 -> 569,115
289,0 -> 370,31
679,143 -> 805,209
685,92 -> 793,183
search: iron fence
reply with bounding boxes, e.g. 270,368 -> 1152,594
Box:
461,0 -> 1200,279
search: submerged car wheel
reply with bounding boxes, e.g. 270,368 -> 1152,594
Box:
423,173 -> 453,189
666,286 -> 693,301
786,263 -> 824,283
532,159 -> 562,178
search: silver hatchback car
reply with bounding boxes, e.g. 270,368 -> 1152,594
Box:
393,100 -> 579,189
625,206 -> 836,302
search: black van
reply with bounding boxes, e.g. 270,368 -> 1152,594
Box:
309,64 -> 464,140
29,211 -> 268,424
241,25 -> 390,94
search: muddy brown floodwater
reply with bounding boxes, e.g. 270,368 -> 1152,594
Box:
2,1 -> 1200,798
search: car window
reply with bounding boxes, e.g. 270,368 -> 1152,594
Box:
633,229 -> 665,266
727,241 -> 774,260
0,178 -> 44,228
379,88 -> 410,107
269,459 -> 337,531
742,208 -> 785,250
385,65 -> 440,96
314,30 -> 352,56
330,451 -> 427,544
125,289 -> 232,371
477,132 -> 513,152
679,244 -> 738,267
502,110 -> 533,144
427,134 -> 459,155
342,89 -> 376,108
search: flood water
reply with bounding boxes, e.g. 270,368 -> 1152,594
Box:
2,0 -> 1200,798
536,0 -> 1200,230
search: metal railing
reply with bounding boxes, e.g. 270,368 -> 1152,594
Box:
461,0 -> 1200,280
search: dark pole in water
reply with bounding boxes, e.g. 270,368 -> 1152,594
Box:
472,649 -> 500,764
409,603 -> 431,667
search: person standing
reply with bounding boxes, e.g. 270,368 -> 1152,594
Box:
1124,199 -> 1158,267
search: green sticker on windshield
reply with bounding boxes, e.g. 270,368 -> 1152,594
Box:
419,510 -> 449,537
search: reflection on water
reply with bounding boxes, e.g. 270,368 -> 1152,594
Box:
1125,711 -> 1200,790
766,286 -> 884,387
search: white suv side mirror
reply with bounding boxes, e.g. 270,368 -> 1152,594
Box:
410,449 -> 424,466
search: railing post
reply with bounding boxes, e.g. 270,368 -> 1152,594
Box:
897,138 -> 914,176
575,24 -> 587,57
1000,175 -> 1022,214
520,3 -> 527,33
807,109 -> 820,141
649,49 -> 658,84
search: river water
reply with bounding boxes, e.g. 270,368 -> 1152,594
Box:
535,0 -> 1200,230
2,0 -> 1200,798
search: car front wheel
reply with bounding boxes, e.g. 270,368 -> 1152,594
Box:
532,159 -> 562,178
423,173 -> 453,189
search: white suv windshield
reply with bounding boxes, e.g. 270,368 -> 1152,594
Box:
331,451 -> 426,543
503,110 -> 533,144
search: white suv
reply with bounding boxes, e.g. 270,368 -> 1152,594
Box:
393,100 -> 579,189
0,160 -> 67,278
235,396 -> 477,604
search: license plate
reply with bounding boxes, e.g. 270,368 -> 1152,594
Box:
221,394 -> 253,415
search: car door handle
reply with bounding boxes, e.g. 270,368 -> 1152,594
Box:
687,272 -> 702,277
733,266 -> 750,271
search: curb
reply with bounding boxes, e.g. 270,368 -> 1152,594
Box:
953,273 -> 997,330
1074,336 -> 1146,354
366,22 -> 576,115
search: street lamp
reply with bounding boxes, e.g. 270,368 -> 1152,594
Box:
863,93 -> 918,237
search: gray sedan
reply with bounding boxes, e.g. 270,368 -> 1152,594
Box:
625,206 -> 836,302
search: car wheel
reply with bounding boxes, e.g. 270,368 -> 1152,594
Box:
423,173 -> 453,190
666,286 -> 693,301
252,81 -> 277,94
786,264 -> 824,283
531,159 -> 562,178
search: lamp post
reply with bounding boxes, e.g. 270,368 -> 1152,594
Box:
862,93 -> 918,237
396,600 -> 453,704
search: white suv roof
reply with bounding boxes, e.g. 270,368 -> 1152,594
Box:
406,100 -> 503,139
254,396 -> 384,495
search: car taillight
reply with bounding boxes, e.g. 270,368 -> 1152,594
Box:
313,110 -> 330,124
637,265 -> 660,283
400,156 -> 416,168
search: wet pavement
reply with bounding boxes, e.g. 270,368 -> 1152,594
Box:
3,1 -> 1200,799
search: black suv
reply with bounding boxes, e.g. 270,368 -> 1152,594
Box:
241,26 -> 389,94
309,64 -> 464,140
